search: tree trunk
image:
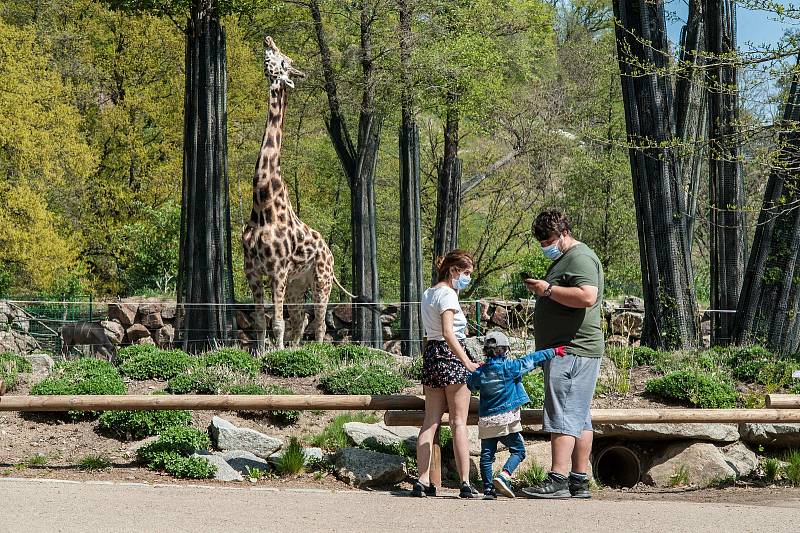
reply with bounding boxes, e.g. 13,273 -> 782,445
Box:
398,0 -> 424,357
612,0 -> 699,349
432,99 -> 461,284
733,59 -> 800,354
177,7 -> 235,352
705,0 -> 745,345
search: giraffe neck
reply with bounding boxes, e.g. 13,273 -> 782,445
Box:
251,81 -> 293,223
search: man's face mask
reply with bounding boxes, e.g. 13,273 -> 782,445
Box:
541,235 -> 563,261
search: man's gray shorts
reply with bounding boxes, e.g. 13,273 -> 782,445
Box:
542,353 -> 602,438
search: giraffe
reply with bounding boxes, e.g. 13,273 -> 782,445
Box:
243,36 -> 346,351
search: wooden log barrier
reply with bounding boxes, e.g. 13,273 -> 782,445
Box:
765,394 -> 800,408
383,408 -> 800,426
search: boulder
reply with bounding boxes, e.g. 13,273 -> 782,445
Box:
343,422 -> 416,449
623,296 -> 645,313
333,448 -> 407,487
333,305 -> 353,325
23,352 -> 54,373
156,324 -> 175,347
738,423 -> 800,447
611,312 -> 644,338
139,312 -> 164,330
160,304 -> 177,321
383,340 -> 403,357
644,442 -> 736,488
380,313 -> 397,326
593,423 -> 740,443
126,324 -> 152,343
134,336 -> 156,346
0,330 -> 39,354
267,447 -> 325,467
490,306 -> 509,329
382,326 -> 394,340
209,416 -> 282,459
722,441 -> 759,478
138,302 -> 165,316
606,335 -> 629,348
191,451 -> 243,481
108,302 -> 138,327
222,450 -> 272,475
101,320 -> 125,345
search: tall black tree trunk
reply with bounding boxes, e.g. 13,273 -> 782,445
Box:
612,0 -> 700,349
177,7 -> 235,352
733,59 -> 800,354
706,0 -> 745,345
432,99 -> 461,283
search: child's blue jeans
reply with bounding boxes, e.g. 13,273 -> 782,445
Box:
480,432 -> 526,491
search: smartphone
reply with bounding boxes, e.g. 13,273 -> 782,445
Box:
519,271 -> 533,281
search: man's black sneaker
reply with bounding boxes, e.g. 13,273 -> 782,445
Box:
410,480 -> 433,497
568,473 -> 591,499
425,483 -> 437,497
521,472 -> 571,499
459,482 -> 479,498
483,489 -> 497,500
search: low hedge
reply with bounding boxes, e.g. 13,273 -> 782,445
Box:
200,348 -> 260,377
644,370 -> 738,408
30,359 -> 127,419
166,367 -> 238,395
263,348 -> 325,377
98,409 -> 192,440
320,364 -> 409,395
137,426 -> 215,479
119,349 -> 195,380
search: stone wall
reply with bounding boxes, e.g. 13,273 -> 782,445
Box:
0,301 -> 40,354
106,298 -> 176,348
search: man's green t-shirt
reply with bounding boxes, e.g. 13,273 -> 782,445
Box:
533,242 -> 605,357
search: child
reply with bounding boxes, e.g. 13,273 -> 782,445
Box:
466,331 -> 566,499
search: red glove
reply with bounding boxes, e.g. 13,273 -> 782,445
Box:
554,346 -> 567,357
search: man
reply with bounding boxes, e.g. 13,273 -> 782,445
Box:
521,209 -> 604,499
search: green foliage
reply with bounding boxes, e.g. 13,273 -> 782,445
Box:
78,455 -> 112,471
515,462 -> 548,488
166,366 -> 247,394
718,345 -> 775,382
137,426 -> 213,478
98,409 -> 192,440
30,359 -> 127,419
522,371 -> 545,408
762,457 -> 781,483
116,344 -> 160,365
0,352 -> 32,391
116,203 -> 180,295
226,383 -> 301,425
669,464 -> 690,487
244,465 -> 270,481
263,349 -> 325,377
201,348 -> 260,377
160,453 -> 218,479
119,348 -> 194,380
323,344 -> 393,367
644,370 -> 738,408
510,253 -> 551,299
277,437 -> 306,475
401,356 -> 424,381
785,450 -> 800,487
631,346 -> 661,367
310,412 -> 380,450
26,454 -> 48,467
320,364 -> 409,395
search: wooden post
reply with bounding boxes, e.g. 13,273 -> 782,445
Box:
765,394 -> 800,408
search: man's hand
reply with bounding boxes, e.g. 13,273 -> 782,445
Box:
524,278 -> 549,297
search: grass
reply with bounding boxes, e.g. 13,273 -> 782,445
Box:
309,412 -> 380,450
515,462 -> 548,488
762,457 -> 781,483
78,455 -> 112,471
26,454 -> 48,467
785,449 -> 800,487
244,465 -> 270,482
277,437 -> 306,475
669,464 -> 690,487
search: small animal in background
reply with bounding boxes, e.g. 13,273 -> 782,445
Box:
60,322 -> 117,363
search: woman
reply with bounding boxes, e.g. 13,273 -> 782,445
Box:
412,249 -> 480,498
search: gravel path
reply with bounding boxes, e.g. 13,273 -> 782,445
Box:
3,478 -> 799,532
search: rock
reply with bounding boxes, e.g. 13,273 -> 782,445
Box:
344,422 -> 416,449
160,304 -> 177,321
138,302 -> 165,316
126,324 -> 152,343
623,296 -> 645,313
333,305 -> 353,325
267,447 -> 325,467
593,424 -> 740,443
463,337 -> 483,360
156,324 -> 175,347
611,312 -> 644,338
490,306 -> 509,329
644,442 -> 736,488
333,447 -> 407,487
108,302 -> 138,327
209,416 -> 283,458
139,312 -> 164,330
383,340 -> 403,357
22,352 -> 54,373
0,330 -> 39,354
101,320 -> 125,345
602,300 -> 617,316
222,450 -> 272,475
739,423 -> 800,447
134,336 -> 156,346
606,335 -> 629,348
191,451 -> 243,481
382,326 -> 394,340
380,313 -> 397,326
722,441 -> 759,478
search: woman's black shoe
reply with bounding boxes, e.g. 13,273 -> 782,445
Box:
410,480 -> 432,497
459,482 -> 479,498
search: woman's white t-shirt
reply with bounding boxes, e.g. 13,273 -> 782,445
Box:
421,285 -> 467,341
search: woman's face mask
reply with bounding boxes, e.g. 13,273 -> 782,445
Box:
452,271 -> 471,290
541,235 -> 564,261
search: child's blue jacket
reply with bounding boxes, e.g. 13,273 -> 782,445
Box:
466,348 -> 557,418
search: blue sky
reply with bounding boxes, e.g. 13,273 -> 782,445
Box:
665,0 -> 794,49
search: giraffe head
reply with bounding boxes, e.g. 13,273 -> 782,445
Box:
264,36 -> 305,89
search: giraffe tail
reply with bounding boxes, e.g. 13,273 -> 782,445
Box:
331,274 -> 383,310
331,273 -> 357,299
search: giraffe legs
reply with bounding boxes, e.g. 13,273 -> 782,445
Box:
285,276 -> 308,346
246,270 -> 268,354
271,270 -> 289,349
313,260 -> 333,344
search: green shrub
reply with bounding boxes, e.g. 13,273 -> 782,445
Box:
721,346 -> 774,382
137,426 -> 213,478
401,356 -> 423,381
116,344 -> 160,366
324,344 -> 393,367
78,455 -> 111,471
201,348 -> 260,377
785,449 -> 800,487
166,367 -> 241,394
263,348 -> 325,377
30,359 -> 127,419
277,437 -> 306,475
631,346 -> 661,366
522,371 -> 545,408
644,370 -> 738,408
652,350 -> 722,375
160,453 -> 217,479
98,409 -> 192,440
226,383 -> 301,425
310,412 -> 380,450
0,352 -> 31,392
757,360 -> 800,391
762,457 -> 781,483
119,349 -> 194,380
515,462 -> 547,488
320,364 -> 409,395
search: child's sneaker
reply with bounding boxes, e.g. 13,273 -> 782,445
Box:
492,472 -> 515,498
483,488 -> 497,500
459,481 -> 479,498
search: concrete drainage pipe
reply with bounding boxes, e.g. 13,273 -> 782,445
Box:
593,445 -> 642,488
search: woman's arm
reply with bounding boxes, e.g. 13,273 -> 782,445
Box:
441,310 -> 479,372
